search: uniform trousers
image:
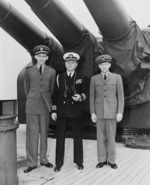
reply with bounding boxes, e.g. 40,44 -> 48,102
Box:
96,119 -> 116,164
26,109 -> 50,167
55,117 -> 83,166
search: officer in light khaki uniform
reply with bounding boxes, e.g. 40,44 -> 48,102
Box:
24,45 -> 56,173
90,54 -> 124,169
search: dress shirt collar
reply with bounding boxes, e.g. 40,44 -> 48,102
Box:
101,71 -> 109,78
37,64 -> 45,72
66,71 -> 75,77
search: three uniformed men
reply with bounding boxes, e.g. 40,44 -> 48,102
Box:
24,46 -> 124,173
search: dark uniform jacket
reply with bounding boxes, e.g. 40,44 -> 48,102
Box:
52,72 -> 88,118
25,65 -> 56,114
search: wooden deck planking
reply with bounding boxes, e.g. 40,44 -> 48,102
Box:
131,162 -> 150,185
17,125 -> 150,185
136,168 -> 150,185
99,149 -> 150,185
117,153 -> 150,185
49,140 -> 97,185
87,149 -> 141,185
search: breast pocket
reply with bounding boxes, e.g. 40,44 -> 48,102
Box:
108,83 -> 116,93
45,74 -> 52,81
44,75 -> 52,89
95,84 -> 103,96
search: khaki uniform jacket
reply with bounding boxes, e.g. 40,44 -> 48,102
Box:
25,65 -> 56,114
90,72 -> 124,119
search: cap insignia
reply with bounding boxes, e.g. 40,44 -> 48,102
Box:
69,54 -> 73,58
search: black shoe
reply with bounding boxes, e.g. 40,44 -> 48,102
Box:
108,162 -> 118,169
96,161 -> 107,168
54,165 -> 62,172
24,166 -> 37,173
77,164 -> 84,170
40,162 -> 53,168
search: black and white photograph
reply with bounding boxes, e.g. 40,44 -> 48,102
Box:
1,0 -> 150,184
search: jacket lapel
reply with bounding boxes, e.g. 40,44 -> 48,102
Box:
43,65 -> 49,77
33,65 -> 41,76
98,74 -> 104,82
106,72 -> 112,82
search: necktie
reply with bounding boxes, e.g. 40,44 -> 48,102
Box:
39,66 -> 42,74
69,73 -> 72,78
104,74 -> 107,80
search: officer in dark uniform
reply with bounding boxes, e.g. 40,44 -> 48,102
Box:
51,52 -> 88,172
24,45 -> 56,173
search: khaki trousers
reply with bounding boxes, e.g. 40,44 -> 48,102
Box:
26,110 -> 49,167
96,119 -> 116,164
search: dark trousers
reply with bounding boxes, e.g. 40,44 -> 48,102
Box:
55,117 -> 83,166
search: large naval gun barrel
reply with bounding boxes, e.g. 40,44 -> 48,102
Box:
83,0 -> 131,40
24,0 -> 84,47
24,0 -> 103,77
0,0 -> 64,123
0,0 -> 63,68
0,0 -> 63,66
84,0 -> 150,137
0,0 -> 47,52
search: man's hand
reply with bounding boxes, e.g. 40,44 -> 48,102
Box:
51,113 -> 57,121
91,113 -> 97,123
116,113 -> 123,122
72,94 -> 82,101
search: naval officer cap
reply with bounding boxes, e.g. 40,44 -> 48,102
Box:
95,54 -> 112,64
63,52 -> 80,61
33,45 -> 50,55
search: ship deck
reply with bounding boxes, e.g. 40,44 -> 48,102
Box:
17,124 -> 150,185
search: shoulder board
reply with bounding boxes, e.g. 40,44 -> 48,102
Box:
26,65 -> 34,69
26,62 -> 34,69
93,74 -> 99,78
46,65 -> 54,69
46,65 -> 56,72
112,72 -> 119,77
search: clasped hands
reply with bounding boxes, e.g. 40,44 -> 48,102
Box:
72,94 -> 82,101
